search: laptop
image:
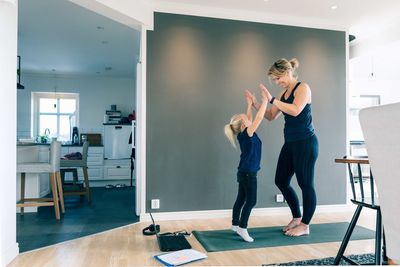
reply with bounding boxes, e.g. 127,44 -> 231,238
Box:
149,212 -> 192,252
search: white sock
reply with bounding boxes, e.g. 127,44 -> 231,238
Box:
237,227 -> 254,242
231,225 -> 239,232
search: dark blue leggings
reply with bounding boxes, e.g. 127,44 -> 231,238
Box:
275,135 -> 319,225
232,172 -> 257,228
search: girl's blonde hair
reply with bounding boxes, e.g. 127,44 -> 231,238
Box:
267,58 -> 299,80
224,114 -> 244,148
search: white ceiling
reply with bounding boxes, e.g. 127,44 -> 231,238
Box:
18,0 -> 140,77
18,0 -> 400,77
154,0 -> 400,36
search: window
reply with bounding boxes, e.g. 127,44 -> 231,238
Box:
32,92 -> 79,142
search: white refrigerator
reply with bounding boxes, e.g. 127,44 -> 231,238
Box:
104,125 -> 132,159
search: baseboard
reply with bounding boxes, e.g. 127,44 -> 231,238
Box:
140,204 -> 352,222
1,242 -> 19,266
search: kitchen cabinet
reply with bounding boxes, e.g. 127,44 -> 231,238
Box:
103,159 -> 131,180
61,146 -> 104,181
62,145 -> 133,181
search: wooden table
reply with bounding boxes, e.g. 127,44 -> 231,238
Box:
335,156 -> 369,164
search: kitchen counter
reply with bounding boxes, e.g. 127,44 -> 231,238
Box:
17,142 -> 103,147
62,143 -> 104,147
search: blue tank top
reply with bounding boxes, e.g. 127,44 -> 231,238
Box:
237,128 -> 262,172
280,82 -> 315,142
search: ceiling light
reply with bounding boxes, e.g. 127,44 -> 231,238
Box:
331,5 -> 338,10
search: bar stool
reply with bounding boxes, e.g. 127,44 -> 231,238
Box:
60,141 -> 91,202
334,156 -> 386,265
17,141 -> 65,220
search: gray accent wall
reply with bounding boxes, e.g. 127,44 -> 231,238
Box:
147,13 -> 346,212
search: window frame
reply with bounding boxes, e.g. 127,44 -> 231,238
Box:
32,92 -> 80,141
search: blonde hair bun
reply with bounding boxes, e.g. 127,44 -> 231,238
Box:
268,58 -> 300,79
289,58 -> 299,69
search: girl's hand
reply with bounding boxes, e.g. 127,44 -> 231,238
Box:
245,90 -> 253,105
245,90 -> 257,105
259,83 -> 272,102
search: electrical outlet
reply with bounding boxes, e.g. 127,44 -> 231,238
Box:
276,194 -> 284,203
151,199 -> 160,209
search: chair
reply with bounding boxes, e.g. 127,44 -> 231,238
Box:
359,102 -> 400,264
60,141 -> 91,202
17,141 -> 65,220
334,156 -> 385,265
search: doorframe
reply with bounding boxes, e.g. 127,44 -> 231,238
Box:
136,24 -> 147,217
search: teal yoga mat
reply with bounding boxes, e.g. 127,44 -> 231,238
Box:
192,222 -> 375,252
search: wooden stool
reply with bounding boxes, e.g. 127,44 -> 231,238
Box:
60,141 -> 91,202
17,141 -> 65,220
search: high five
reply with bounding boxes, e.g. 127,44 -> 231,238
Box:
250,58 -> 319,237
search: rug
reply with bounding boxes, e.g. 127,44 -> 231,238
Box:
192,222 -> 374,252
264,253 -> 375,265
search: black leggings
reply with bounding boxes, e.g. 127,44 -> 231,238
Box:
232,172 -> 257,228
275,135 -> 319,225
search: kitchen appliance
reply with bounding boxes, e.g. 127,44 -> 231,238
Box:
104,125 -> 131,159
104,110 -> 121,124
72,127 -> 79,144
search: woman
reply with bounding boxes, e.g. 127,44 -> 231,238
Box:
224,87 -> 268,242
248,58 -> 319,237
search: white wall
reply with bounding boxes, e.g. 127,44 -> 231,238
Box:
348,32 -> 400,142
349,20 -> 400,103
0,1 -> 19,266
350,40 -> 400,104
17,73 -> 136,140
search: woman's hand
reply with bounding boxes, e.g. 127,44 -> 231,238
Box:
259,83 -> 272,102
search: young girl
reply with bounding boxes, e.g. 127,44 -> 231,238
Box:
224,87 -> 269,242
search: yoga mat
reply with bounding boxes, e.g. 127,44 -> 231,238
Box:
192,222 -> 375,252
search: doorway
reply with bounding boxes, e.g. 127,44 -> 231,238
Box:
16,0 -> 142,252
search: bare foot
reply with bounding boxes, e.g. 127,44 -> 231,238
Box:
285,223 -> 309,236
283,218 -> 302,232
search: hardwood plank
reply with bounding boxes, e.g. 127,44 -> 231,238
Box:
9,209 -> 376,267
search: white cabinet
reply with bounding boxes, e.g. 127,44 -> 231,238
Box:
103,159 -> 131,180
61,146 -> 104,180
61,146 -> 133,181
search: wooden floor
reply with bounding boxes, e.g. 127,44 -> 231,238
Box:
9,208 -> 376,267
